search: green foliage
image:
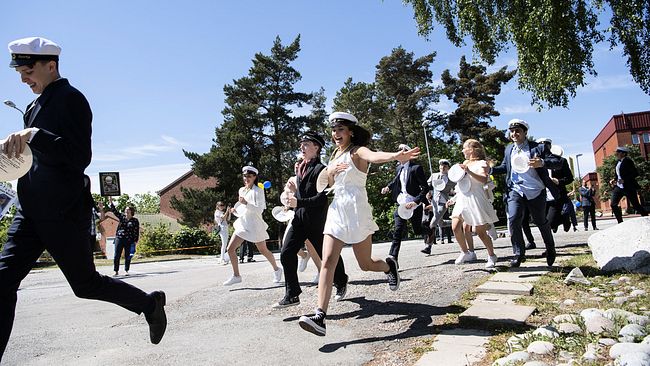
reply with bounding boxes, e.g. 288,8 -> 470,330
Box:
131,192 -> 160,214
181,35 -> 323,238
137,222 -> 174,254
404,1 -> 650,107
172,227 -> 217,254
170,186 -> 219,227
92,193 -> 133,213
596,144 -> 650,202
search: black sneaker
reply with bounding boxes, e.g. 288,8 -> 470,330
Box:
299,310 -> 326,336
420,246 -> 431,255
272,295 -> 300,309
334,284 -> 347,302
385,256 -> 400,291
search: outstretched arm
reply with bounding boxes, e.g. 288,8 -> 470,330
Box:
355,146 -> 420,164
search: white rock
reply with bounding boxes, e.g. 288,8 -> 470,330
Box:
620,324 -> 647,339
590,287 -> 603,293
533,326 -> 560,338
627,315 -> 650,326
582,343 -> 599,361
505,351 -> 530,363
589,296 -> 605,302
619,276 -> 632,282
506,334 -> 527,352
581,308 -> 604,321
615,291 -> 626,296
609,279 -> 621,286
558,322 -> 583,334
605,308 -> 636,320
522,361 -> 550,366
644,335 -> 650,345
563,299 -> 576,306
585,315 -> 615,334
599,338 -> 617,346
600,292 -> 612,297
609,343 -> 650,358
615,352 -> 650,366
620,335 -> 637,343
614,296 -> 629,305
630,289 -> 647,297
564,267 -> 591,285
554,314 -> 580,323
588,218 -> 650,273
527,340 -> 555,355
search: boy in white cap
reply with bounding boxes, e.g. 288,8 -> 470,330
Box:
0,37 -> 166,361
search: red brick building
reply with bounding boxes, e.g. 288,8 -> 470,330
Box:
157,171 -> 218,220
591,111 -> 650,212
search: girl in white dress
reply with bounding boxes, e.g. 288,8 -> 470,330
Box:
214,201 -> 231,265
448,139 -> 499,268
298,112 -> 420,337
223,166 -> 282,285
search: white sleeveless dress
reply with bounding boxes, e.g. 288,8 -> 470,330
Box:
233,185 -> 270,243
323,150 -> 379,244
450,160 -> 499,226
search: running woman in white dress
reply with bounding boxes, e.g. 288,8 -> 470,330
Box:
448,139 -> 499,268
223,166 -> 282,285
298,112 -> 420,336
214,201 -> 231,265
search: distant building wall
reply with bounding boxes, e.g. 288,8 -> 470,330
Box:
158,171 -> 218,220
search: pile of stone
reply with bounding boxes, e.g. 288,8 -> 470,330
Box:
492,276 -> 650,366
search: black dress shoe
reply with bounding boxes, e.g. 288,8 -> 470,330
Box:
420,246 -> 431,255
145,291 -> 167,344
546,249 -> 556,267
510,256 -> 526,268
525,242 -> 537,250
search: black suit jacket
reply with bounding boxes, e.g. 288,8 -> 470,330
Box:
551,157 -> 574,199
19,78 -> 92,220
491,140 -> 562,200
619,156 -> 640,190
292,159 -> 328,228
386,162 -> 428,205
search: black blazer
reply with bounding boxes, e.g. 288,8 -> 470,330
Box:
292,159 -> 328,228
619,156 -> 640,190
385,162 -> 428,204
551,157 -> 574,198
19,78 -> 93,220
491,140 -> 562,200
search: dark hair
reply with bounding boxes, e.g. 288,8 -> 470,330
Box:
126,206 -> 136,215
333,120 -> 371,147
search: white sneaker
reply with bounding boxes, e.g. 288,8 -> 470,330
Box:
273,267 -> 283,283
298,252 -> 311,272
485,255 -> 498,269
312,272 -> 320,284
223,275 -> 242,286
467,251 -> 477,262
454,252 -> 473,265
487,224 -> 498,240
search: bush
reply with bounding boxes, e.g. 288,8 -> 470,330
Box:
138,222 -> 174,255
172,226 -> 217,255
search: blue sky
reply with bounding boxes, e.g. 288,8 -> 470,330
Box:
1,1 -> 648,195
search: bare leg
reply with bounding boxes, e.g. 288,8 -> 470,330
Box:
352,236 -> 390,273
464,224 -> 475,251
255,241 -> 279,271
304,239 -> 322,269
317,235 -> 345,314
227,235 -> 245,277
474,224 -> 495,256
297,248 -> 307,259
452,217 -> 469,253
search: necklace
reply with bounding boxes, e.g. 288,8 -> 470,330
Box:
331,144 -> 354,162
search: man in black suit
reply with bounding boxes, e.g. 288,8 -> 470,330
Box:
610,146 -> 648,222
490,119 -> 562,267
0,37 -> 166,361
381,144 -> 429,264
273,131 -> 348,308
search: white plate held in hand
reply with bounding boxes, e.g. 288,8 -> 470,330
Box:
448,164 -> 466,183
0,144 -> 33,181
272,206 -> 294,222
232,202 -> 247,217
512,155 -> 530,174
398,203 -> 415,220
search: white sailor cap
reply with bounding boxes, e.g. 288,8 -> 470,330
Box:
398,144 -> 411,151
242,165 -> 259,175
8,37 -> 61,68
535,137 -> 552,144
615,146 -> 630,153
329,112 -> 358,126
438,159 -> 450,166
508,118 -> 529,131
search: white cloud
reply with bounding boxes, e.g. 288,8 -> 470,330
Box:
87,162 -> 192,196
502,104 -> 537,115
93,136 -> 183,162
161,135 -> 185,145
582,75 -> 636,92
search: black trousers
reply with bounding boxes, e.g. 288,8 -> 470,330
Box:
0,209 -> 153,360
611,185 -> 648,223
239,241 -> 254,262
507,191 -> 556,257
280,223 -> 347,298
389,204 -> 423,260
583,204 -> 597,229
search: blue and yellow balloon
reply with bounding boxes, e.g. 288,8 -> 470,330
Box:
263,181 -> 272,189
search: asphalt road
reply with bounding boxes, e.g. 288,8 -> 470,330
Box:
2,218 -> 618,366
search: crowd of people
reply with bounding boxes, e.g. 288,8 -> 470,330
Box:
1,36 -> 647,361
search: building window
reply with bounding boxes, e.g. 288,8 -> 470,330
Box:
644,132 -> 650,143
632,134 -> 640,144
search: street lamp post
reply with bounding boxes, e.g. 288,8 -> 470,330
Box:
575,153 -> 583,183
3,100 -> 25,116
421,121 -> 433,176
